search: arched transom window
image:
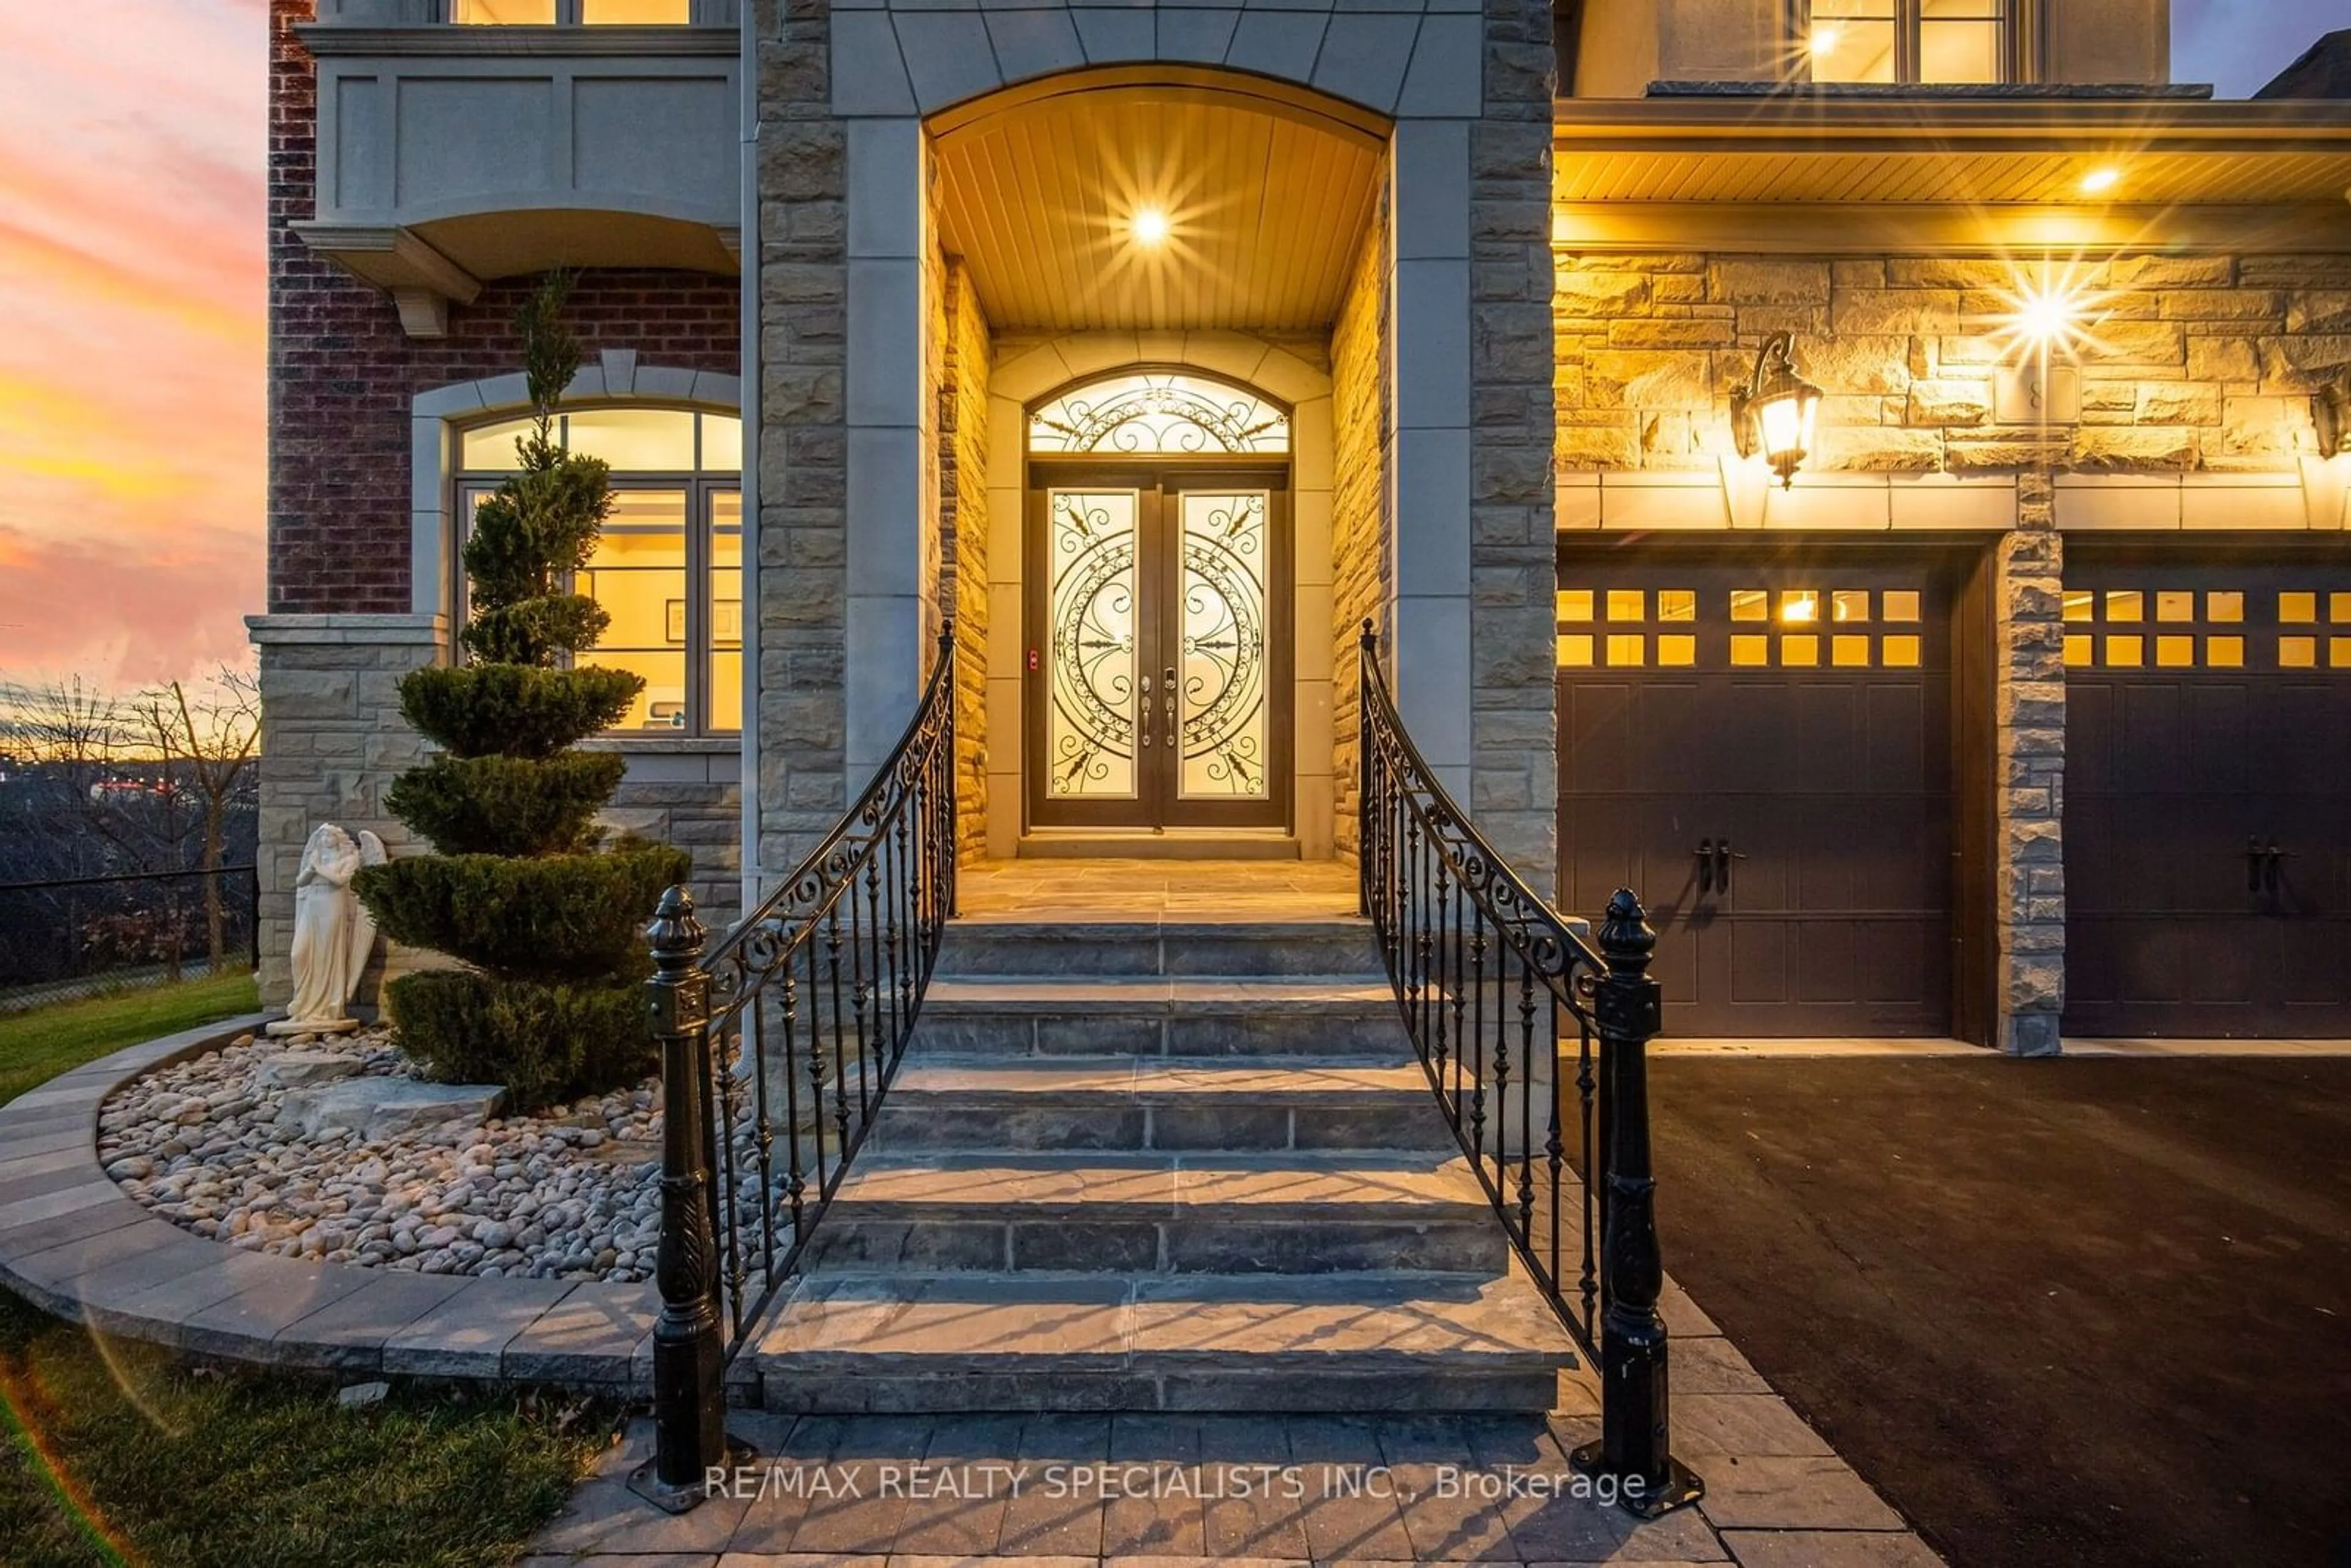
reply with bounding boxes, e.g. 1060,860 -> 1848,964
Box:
457,406 -> 741,736
1027,372 -> 1290,456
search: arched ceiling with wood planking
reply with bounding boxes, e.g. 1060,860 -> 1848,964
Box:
930,78 -> 1386,334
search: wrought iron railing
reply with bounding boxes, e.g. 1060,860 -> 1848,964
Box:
1356,620 -> 1701,1518
634,627 -> 956,1509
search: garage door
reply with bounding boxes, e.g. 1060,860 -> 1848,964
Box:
1557,560 -> 1954,1037
2063,563 -> 2351,1038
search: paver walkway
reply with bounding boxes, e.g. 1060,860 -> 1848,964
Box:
525,1311 -> 1940,1566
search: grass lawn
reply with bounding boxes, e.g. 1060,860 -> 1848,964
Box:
0,1291 -> 608,1568
0,973 -> 260,1109
0,976 -> 615,1566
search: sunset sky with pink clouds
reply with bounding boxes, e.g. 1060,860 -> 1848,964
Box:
0,1 -> 2333,696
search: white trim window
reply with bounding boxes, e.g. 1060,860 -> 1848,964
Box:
457,406 -> 742,735
1809,0 -> 2008,85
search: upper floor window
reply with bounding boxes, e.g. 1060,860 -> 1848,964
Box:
1809,0 -> 2008,85
451,0 -> 691,23
459,407 -> 742,736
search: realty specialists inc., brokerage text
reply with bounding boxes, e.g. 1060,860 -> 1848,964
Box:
707,1461 -> 1650,1508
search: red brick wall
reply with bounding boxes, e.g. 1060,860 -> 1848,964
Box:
268,0 -> 740,615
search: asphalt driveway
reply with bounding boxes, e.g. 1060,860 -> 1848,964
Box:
1649,1054 -> 2351,1568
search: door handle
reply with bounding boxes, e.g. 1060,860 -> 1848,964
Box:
1695,839 -> 1715,896
1716,839 -> 1745,895
2247,836 -> 2267,896
2264,839 -> 2288,898
1162,666 -> 1177,740
1138,673 -> 1152,749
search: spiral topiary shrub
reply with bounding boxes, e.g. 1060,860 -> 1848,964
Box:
386,753 -> 629,857
354,272 -> 688,1111
396,665 -> 641,759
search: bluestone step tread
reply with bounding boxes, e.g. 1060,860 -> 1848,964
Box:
923,977 -> 1395,1012
888,1059 -> 1434,1100
827,1152 -> 1495,1217
756,1268 -> 1577,1371
936,920 -> 1384,980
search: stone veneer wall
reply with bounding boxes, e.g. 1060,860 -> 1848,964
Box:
1552,252 -> 2351,476
596,755 -> 744,938
247,616 -> 443,1008
1466,0 -> 1563,895
1330,179 -> 1393,868
751,0 -> 851,879
940,258 -> 992,864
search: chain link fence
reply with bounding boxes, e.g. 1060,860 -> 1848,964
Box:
0,866 -> 258,1014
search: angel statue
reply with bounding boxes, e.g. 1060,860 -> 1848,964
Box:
268,823 -> 388,1037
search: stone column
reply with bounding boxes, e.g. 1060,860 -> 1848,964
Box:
1466,0 -> 1561,897
1992,484 -> 2066,1056
245,613 -> 446,1011
752,0 -> 851,890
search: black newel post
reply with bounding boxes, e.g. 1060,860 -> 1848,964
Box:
1571,888 -> 1704,1518
631,886 -> 733,1512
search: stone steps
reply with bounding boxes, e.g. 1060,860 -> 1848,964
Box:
914,976 -> 1402,1059
801,1151 -> 1508,1275
935,919 -> 1382,980
744,889 -> 1578,1414
867,1057 -> 1457,1155
751,1267 -> 1576,1413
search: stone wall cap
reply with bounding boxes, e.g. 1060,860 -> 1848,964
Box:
247,613 -> 449,647
580,735 -> 745,756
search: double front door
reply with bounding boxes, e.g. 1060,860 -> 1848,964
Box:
1026,463 -> 1290,830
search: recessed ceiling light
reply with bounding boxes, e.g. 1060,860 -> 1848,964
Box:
2080,167 -> 2122,195
1132,208 -> 1170,247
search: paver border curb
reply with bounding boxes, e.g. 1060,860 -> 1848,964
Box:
0,1015 -> 656,1394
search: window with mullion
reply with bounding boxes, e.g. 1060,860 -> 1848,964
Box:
454,406 -> 742,735
449,0 -> 692,24
1810,0 -> 2007,84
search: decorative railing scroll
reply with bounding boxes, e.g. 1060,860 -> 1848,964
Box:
636,627 -> 955,1510
1356,621 -> 1703,1518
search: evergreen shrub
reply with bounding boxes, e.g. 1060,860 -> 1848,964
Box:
354,273 -> 688,1110
398,664 -> 640,759
386,970 -> 651,1112
386,753 -> 627,857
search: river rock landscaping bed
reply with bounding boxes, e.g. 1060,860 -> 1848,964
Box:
98,1029 -> 666,1284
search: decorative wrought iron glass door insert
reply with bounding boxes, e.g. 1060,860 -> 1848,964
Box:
1027,463 -> 1291,830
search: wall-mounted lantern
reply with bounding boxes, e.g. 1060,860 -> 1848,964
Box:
1731,332 -> 1823,490
2314,368 -> 2351,460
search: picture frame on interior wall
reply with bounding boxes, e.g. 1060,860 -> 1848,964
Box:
664,600 -> 687,644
